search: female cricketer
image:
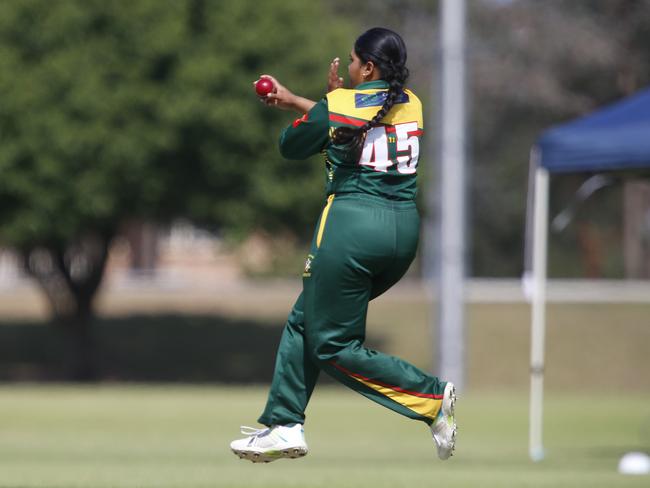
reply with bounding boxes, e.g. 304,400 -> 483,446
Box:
231,27 -> 457,463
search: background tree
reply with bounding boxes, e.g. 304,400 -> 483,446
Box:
330,0 -> 650,277
0,0 -> 353,379
469,0 -> 650,276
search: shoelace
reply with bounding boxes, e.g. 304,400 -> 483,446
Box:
240,426 -> 269,437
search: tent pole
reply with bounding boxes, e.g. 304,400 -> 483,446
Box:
530,166 -> 549,462
522,147 -> 540,300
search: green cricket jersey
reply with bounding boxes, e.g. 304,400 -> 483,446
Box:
279,80 -> 423,201
259,82 -> 448,430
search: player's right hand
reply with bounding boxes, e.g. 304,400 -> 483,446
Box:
256,74 -> 296,111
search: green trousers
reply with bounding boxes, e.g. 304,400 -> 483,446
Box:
258,193 -> 446,427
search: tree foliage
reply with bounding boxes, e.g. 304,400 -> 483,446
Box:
0,0 -> 353,377
469,0 -> 650,276
0,0 -> 352,246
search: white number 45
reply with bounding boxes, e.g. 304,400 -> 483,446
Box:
359,122 -> 420,174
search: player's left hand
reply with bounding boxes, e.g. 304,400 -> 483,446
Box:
327,57 -> 344,92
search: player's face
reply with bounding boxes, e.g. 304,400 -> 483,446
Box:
348,50 -> 365,87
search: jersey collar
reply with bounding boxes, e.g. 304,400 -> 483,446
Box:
355,80 -> 390,90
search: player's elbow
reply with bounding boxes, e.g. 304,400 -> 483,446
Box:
279,145 -> 299,160
278,140 -> 306,160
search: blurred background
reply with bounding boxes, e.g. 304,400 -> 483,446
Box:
0,1 -> 648,487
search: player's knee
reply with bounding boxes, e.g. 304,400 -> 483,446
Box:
306,339 -> 340,366
309,337 -> 364,371
285,310 -> 304,333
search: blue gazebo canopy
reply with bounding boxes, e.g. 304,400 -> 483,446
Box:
537,87 -> 650,173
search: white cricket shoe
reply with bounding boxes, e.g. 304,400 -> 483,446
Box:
230,423 -> 308,463
430,382 -> 457,460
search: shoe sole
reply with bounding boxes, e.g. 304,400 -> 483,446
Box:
442,382 -> 456,417
437,382 -> 457,460
232,446 -> 308,464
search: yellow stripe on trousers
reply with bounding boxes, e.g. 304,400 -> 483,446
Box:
316,194 -> 335,248
349,375 -> 442,421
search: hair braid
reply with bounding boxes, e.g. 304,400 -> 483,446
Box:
369,77 -> 403,127
331,28 -> 409,152
331,76 -> 405,150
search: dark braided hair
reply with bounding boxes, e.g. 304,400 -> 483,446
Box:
332,27 -> 410,149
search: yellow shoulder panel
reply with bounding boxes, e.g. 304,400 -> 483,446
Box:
327,88 -> 423,128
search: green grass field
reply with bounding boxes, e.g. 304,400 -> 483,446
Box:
1,385 -> 648,488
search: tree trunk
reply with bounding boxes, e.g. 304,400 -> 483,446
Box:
123,219 -> 159,277
576,222 -> 603,278
22,233 -> 111,381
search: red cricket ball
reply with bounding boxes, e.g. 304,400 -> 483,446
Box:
255,78 -> 274,97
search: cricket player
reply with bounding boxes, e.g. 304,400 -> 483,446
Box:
231,27 -> 456,463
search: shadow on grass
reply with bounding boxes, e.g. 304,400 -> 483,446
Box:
0,315 -> 386,383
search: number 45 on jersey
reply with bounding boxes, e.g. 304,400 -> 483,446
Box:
359,122 -> 421,174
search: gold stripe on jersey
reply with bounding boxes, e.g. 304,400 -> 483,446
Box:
326,87 -> 423,128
